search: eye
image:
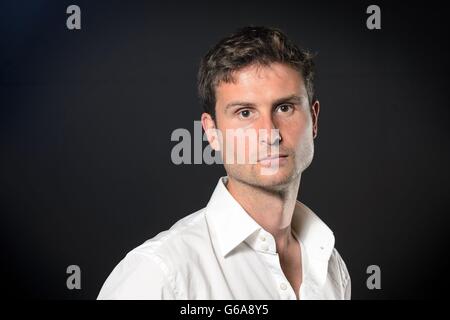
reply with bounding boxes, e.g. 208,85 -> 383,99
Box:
237,109 -> 253,119
276,104 -> 293,113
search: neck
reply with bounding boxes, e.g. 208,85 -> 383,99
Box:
226,175 -> 301,256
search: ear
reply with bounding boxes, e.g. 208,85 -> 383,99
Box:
311,100 -> 320,139
201,112 -> 221,151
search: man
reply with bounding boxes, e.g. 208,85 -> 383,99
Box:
98,26 -> 351,300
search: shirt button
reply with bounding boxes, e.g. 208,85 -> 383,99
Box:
280,282 -> 288,290
259,235 -> 266,242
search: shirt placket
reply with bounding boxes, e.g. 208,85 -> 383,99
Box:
255,231 -> 298,300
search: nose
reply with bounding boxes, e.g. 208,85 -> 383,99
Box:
258,113 -> 282,146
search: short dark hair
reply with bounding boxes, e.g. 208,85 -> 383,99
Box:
197,25 -> 316,120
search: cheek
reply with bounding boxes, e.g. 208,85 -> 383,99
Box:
219,127 -> 257,163
280,113 -> 312,144
219,121 -> 258,152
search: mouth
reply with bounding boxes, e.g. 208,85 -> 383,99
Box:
257,154 -> 288,162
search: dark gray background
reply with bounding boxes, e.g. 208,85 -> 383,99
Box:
1,0 -> 449,299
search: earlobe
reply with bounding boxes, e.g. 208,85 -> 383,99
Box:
312,100 -> 320,139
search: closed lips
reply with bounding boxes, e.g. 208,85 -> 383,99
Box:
258,154 -> 288,161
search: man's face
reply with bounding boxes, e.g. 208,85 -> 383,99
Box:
202,62 -> 319,190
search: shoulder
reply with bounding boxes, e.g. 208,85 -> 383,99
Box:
98,208 -> 209,299
97,249 -> 174,299
133,207 -> 210,265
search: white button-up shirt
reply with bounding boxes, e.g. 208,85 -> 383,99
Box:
98,176 -> 351,300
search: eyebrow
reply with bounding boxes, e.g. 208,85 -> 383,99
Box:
225,94 -> 305,110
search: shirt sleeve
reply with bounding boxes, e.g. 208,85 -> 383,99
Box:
344,271 -> 351,300
97,252 -> 176,300
335,249 -> 351,300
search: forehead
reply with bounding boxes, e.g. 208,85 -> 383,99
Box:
215,62 -> 306,103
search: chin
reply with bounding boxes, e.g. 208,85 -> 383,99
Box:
253,165 -> 298,188
225,162 -> 300,190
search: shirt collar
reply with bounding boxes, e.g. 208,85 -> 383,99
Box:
205,176 -> 335,261
205,176 -> 262,257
